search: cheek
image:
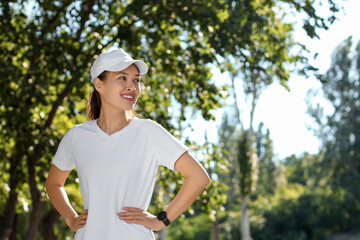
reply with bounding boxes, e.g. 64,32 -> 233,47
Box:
115,81 -> 126,88
136,84 -> 142,93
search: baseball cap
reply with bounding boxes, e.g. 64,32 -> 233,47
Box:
90,49 -> 148,83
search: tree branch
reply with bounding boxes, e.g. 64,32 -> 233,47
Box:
41,1 -> 73,35
76,0 -> 96,42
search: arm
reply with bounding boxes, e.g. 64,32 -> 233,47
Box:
46,164 -> 88,231
164,151 -> 210,222
118,151 -> 210,230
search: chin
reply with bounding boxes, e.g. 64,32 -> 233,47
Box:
123,105 -> 136,112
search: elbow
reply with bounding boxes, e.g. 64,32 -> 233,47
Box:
45,176 -> 54,191
188,171 -> 210,190
45,179 -> 52,196
205,174 -> 211,187
45,178 -> 50,191
201,171 -> 211,189
45,178 -> 61,196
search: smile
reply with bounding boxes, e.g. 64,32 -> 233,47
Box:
121,94 -> 135,101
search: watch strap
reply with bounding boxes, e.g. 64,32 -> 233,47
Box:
157,211 -> 171,226
161,216 -> 171,226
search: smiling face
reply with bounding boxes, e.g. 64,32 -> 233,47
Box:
94,64 -> 142,113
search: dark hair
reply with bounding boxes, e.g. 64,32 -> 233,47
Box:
87,71 -> 142,120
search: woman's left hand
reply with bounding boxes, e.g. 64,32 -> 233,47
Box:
118,207 -> 166,231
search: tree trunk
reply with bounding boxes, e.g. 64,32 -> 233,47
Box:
213,215 -> 221,240
42,208 -> 59,240
9,214 -> 17,240
240,195 -> 251,240
0,188 -> 18,240
158,228 -> 167,240
25,145 -> 43,240
230,71 -> 242,128
25,194 -> 42,240
24,61 -> 76,239
0,148 -> 24,240
25,143 -> 45,240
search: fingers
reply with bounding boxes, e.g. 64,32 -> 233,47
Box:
117,210 -> 145,220
117,208 -> 163,230
118,208 -> 147,222
74,210 -> 88,231
118,207 -> 145,218
78,210 -> 88,221
122,207 -> 143,212
118,213 -> 164,231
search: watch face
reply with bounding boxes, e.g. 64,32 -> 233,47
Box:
157,211 -> 167,220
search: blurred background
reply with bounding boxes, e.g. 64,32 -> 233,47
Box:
1,0 -> 359,239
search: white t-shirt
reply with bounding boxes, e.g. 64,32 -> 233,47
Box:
52,117 -> 189,240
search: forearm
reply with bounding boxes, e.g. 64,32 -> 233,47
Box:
165,173 -> 210,222
46,184 -> 78,223
118,152 -> 210,230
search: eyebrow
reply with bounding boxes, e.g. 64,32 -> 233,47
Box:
115,71 -> 141,77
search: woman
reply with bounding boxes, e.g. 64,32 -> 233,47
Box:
45,49 -> 210,240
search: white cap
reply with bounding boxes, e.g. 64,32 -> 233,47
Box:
90,49 -> 148,83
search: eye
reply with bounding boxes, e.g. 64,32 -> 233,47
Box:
118,76 -> 126,80
134,79 -> 141,83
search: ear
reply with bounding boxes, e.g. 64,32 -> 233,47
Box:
93,78 -> 103,93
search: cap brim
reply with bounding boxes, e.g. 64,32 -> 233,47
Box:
105,60 -> 148,75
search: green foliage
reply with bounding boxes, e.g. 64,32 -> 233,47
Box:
0,0 -> 342,238
196,141 -> 228,221
237,130 -> 258,197
284,152 -> 324,188
308,37 -> 360,196
252,186 -> 360,240
167,213 -> 213,240
255,122 -> 277,196
218,111 -> 241,208
249,149 -> 360,239
0,0 -> 230,237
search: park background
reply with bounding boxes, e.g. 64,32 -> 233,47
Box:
1,0 -> 360,239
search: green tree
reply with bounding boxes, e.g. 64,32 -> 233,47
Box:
255,123 -> 277,196
307,37 -> 360,232
199,136 -> 229,240
0,1 -> 224,238
251,152 -> 358,239
0,0 -> 340,239
284,153 -> 324,188
220,0 -> 340,236
308,37 -> 360,195
237,129 -> 258,240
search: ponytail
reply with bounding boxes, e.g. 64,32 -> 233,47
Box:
87,88 -> 102,120
87,71 -> 107,120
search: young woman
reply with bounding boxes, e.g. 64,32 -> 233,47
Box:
45,49 -> 210,240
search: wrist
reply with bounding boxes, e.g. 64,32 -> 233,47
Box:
156,211 -> 171,226
65,214 -> 78,227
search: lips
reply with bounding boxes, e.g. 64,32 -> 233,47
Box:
121,94 -> 135,101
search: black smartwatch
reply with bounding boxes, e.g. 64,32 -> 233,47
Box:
157,211 -> 171,226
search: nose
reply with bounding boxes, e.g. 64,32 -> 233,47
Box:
126,83 -> 137,91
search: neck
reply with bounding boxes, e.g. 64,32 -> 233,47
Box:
97,108 -> 133,135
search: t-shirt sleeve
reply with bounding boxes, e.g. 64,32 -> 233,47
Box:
52,128 -> 75,171
146,119 -> 190,170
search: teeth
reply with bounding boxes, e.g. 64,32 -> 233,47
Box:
122,95 -> 134,99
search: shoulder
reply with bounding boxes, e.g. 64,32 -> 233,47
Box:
135,118 -> 159,126
74,120 -> 97,130
134,118 -> 175,142
134,118 -> 167,132
135,118 -> 180,143
62,120 -> 97,139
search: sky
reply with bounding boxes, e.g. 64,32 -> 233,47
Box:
184,0 -> 360,159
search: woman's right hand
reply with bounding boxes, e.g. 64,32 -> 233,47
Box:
66,210 -> 88,231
